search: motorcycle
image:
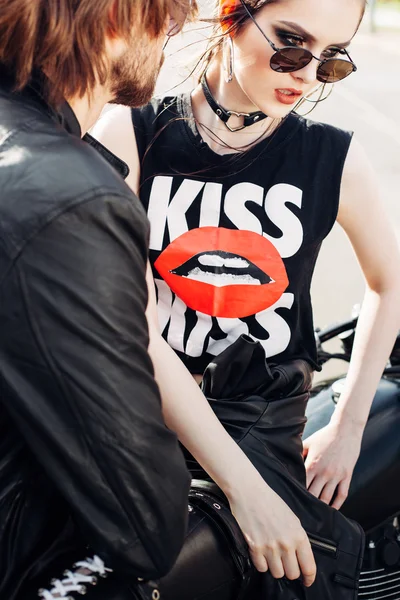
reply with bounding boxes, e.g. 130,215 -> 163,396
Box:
159,312 -> 400,600
304,313 -> 400,600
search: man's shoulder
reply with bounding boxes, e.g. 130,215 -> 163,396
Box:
0,104 -> 146,259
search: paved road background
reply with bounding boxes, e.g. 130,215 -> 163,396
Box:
153,2 -> 400,381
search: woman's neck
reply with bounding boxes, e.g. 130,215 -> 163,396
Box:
190,55 -> 280,156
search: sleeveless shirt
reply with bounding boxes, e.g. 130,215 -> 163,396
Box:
131,94 -> 353,374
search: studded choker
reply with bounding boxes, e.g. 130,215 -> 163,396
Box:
201,74 -> 268,132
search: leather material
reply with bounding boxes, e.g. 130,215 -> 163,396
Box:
182,335 -> 365,600
0,72 -> 191,599
159,485 -> 252,600
189,483 -> 252,591
304,377 -> 400,532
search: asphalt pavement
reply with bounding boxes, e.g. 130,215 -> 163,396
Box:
155,5 -> 400,380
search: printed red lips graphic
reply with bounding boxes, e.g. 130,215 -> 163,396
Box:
154,227 -> 289,318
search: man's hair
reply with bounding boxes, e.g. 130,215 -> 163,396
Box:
0,0 -> 185,106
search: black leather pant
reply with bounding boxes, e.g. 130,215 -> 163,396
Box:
159,336 -> 364,600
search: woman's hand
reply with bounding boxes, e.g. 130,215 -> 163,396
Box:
303,421 -> 363,509
227,473 -> 316,586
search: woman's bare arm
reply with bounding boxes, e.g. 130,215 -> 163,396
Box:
90,106 -> 141,195
304,136 -> 400,508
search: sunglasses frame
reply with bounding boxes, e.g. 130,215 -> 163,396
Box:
238,0 -> 357,83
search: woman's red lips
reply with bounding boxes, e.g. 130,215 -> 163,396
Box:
154,227 -> 289,318
274,89 -> 303,105
279,88 -> 302,94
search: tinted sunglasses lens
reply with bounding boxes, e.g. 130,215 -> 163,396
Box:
270,48 -> 312,73
317,59 -> 355,83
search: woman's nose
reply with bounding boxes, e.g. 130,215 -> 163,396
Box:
292,58 -> 319,85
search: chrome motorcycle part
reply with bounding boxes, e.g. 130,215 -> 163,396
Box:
360,518 -> 400,599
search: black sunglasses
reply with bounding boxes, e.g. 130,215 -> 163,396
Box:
239,0 -> 357,83
166,0 -> 193,36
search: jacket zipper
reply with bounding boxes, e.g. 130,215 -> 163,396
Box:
308,536 -> 337,556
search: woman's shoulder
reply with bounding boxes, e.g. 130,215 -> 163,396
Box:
292,113 -> 353,145
131,94 -> 184,128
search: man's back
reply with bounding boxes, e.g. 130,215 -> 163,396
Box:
0,74 -> 190,600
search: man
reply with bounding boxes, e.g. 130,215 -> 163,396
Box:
0,1 -> 195,599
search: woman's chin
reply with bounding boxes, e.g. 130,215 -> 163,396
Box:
265,101 -> 301,119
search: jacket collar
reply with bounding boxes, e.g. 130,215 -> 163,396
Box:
60,103 -> 130,180
60,102 -> 130,181
59,101 -> 82,138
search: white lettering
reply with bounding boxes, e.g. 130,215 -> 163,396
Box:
224,182 -> 264,235
252,293 -> 295,356
207,317 -> 249,356
167,179 -> 205,244
155,279 -> 186,353
150,179 -> 305,363
148,177 -> 205,250
155,279 -> 173,335
199,182 -> 223,228
185,313 -> 213,357
263,184 -> 303,258
167,296 -> 187,353
148,176 -> 173,251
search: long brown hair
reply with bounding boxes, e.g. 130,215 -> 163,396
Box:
0,0 -> 196,106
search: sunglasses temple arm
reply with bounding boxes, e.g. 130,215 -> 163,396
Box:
238,0 -> 278,50
342,48 -> 357,70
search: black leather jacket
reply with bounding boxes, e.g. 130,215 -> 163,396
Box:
0,70 -> 190,600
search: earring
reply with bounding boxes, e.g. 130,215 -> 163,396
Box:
305,83 -> 325,100
222,35 -> 234,83
294,83 -> 334,117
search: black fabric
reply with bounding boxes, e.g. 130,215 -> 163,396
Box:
174,336 -> 364,600
131,95 -> 353,376
159,482 -> 253,600
0,74 -> 190,599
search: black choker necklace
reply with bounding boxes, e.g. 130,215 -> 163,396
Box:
201,74 -> 268,132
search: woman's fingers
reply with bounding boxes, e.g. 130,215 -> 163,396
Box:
308,475 -> 349,508
307,475 -> 326,500
248,548 -> 269,573
251,539 -> 316,587
296,538 -> 317,587
331,479 -> 350,510
265,549 -> 285,579
281,549 -> 302,581
319,480 -> 338,505
229,478 -> 317,585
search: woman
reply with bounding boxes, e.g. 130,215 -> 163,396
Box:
92,0 -> 400,595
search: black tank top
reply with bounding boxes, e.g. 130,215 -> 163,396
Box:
131,94 -> 352,374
